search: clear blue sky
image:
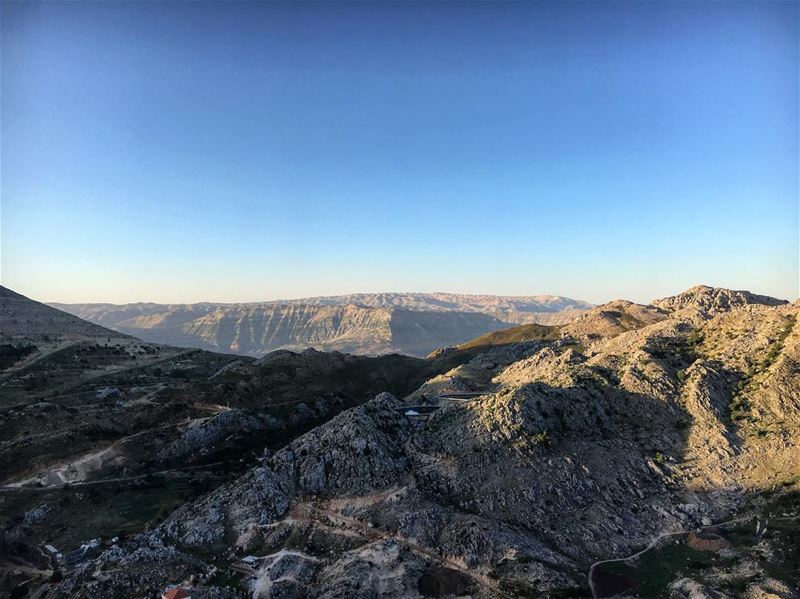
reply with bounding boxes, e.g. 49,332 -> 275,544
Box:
1,1 -> 797,304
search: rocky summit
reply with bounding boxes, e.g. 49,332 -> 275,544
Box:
1,285 -> 799,598
50,293 -> 593,357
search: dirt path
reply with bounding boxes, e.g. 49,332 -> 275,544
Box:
282,488 -> 513,598
0,347 -> 195,409
0,460 -> 230,493
2,415 -> 209,488
437,392 -> 489,402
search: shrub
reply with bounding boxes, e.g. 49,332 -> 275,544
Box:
686,330 -> 704,346
530,430 -> 550,446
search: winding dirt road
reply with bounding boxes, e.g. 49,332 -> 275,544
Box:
587,515 -> 771,598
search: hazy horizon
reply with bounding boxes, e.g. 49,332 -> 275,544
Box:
9,281 -> 795,309
2,1 -> 798,305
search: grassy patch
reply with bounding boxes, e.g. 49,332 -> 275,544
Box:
594,536 -> 723,598
512,429 -> 551,451
457,323 -> 561,351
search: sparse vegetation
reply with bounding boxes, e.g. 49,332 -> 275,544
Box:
761,315 -> 795,372
686,329 -> 704,348
646,331 -> 703,370
530,430 -> 550,446
0,473 -> 225,552
0,343 -> 37,369
730,315 -> 795,423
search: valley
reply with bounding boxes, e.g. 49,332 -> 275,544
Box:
51,293 -> 592,357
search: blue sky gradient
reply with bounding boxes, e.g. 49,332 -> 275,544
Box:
1,1 -> 798,304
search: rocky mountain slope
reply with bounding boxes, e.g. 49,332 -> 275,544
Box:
35,285 -> 799,598
51,293 -> 592,357
0,286 -> 128,343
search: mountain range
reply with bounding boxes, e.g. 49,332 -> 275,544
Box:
1,284 -> 798,599
51,293 -> 593,357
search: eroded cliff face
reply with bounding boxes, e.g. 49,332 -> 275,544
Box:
54,287 -> 800,598
51,293 -> 592,357
134,304 -> 508,356
179,304 -> 396,355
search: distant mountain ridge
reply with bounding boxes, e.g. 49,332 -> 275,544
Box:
50,292 -> 592,357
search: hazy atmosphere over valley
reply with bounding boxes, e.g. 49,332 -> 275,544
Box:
0,1 -> 798,598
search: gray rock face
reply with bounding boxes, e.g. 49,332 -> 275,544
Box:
653,284 -> 788,317
56,534 -> 208,599
270,392 -> 412,497
251,550 -> 321,598
161,465 -> 291,546
309,540 -> 428,598
670,577 -> 732,598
